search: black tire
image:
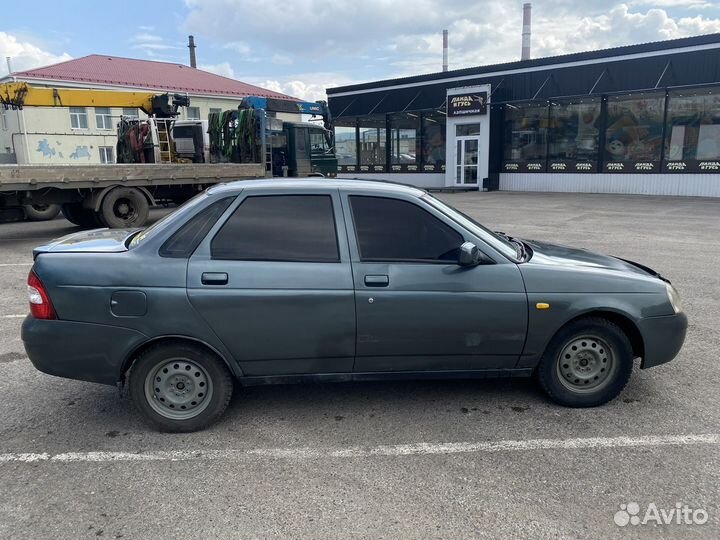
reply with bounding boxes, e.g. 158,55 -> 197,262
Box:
61,203 -> 105,228
536,317 -> 633,407
100,187 -> 150,228
129,343 -> 234,433
24,203 -> 61,221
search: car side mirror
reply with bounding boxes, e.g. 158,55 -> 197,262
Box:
458,241 -> 481,267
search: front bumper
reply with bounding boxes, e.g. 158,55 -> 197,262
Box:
22,316 -> 148,385
637,312 -> 688,369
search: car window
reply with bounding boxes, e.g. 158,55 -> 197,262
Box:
160,197 -> 234,258
421,193 -> 519,261
211,195 -> 339,262
129,191 -> 210,248
349,195 -> 464,262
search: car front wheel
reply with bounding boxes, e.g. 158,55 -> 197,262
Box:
536,317 -> 634,407
129,343 -> 234,432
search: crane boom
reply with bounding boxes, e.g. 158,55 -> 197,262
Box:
0,82 -> 189,117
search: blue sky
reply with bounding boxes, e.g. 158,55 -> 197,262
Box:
2,0 -> 720,100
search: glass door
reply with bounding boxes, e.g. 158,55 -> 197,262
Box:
455,137 -> 480,185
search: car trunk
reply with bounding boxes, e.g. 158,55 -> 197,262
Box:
32,229 -> 139,259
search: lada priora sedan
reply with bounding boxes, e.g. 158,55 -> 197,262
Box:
23,179 -> 687,432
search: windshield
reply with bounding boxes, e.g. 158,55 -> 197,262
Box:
128,191 -> 210,248
422,193 -> 520,261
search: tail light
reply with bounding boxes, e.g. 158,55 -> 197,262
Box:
27,270 -> 57,320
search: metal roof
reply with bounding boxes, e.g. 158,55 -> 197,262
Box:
7,54 -> 296,100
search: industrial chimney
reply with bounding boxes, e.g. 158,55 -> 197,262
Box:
188,35 -> 197,68
442,29 -> 449,72
521,3 -> 532,61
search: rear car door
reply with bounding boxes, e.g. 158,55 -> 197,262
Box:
187,189 -> 355,377
342,191 -> 528,373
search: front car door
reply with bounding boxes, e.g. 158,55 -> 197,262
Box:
187,188 -> 355,377
341,190 -> 527,373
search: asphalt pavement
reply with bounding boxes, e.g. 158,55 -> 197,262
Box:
0,191 -> 718,540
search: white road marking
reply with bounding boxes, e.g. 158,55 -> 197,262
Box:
0,433 -> 717,464
0,263 -> 32,267
1,314 -> 26,319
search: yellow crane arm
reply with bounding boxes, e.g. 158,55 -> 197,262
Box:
0,82 -> 188,117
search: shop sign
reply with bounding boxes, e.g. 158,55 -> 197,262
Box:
502,161 -> 547,173
664,160 -> 720,173
448,92 -> 488,116
549,160 -> 597,173
603,161 -> 659,173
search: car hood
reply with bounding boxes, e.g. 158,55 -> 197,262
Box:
522,238 -> 666,280
33,228 -> 140,258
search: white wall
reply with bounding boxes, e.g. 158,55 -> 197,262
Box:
500,173 -> 720,197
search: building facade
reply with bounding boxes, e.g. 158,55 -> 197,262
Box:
327,33 -> 720,197
0,55 -> 299,165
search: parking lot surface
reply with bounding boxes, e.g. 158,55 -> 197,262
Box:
0,191 -> 718,540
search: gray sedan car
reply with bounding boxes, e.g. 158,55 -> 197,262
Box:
22,179 -> 687,432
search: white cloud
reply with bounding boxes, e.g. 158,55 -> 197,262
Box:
224,41 -> 251,55
0,31 -> 71,76
199,62 -> 236,78
271,53 -> 293,65
183,1 -> 720,94
246,72 -> 361,101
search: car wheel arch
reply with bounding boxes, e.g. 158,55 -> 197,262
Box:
543,309 -> 645,363
119,335 -> 242,384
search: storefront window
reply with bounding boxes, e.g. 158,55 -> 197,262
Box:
334,119 -> 358,171
421,110 -> 446,172
502,102 -> 548,172
604,93 -> 665,173
664,88 -> 720,173
548,99 -> 601,172
389,113 -> 420,171
358,116 -> 386,172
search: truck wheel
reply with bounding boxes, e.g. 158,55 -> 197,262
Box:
100,187 -> 149,228
61,203 -> 104,228
536,317 -> 633,407
129,343 -> 234,433
24,204 -> 61,221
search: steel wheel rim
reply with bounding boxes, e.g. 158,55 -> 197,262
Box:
144,357 -> 213,420
556,335 -> 617,393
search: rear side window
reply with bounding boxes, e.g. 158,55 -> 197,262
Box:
160,197 -> 234,258
350,196 -> 463,262
211,195 -> 339,262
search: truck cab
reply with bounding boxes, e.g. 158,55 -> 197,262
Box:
284,123 -> 338,177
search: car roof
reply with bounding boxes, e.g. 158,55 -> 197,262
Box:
207,177 -> 427,197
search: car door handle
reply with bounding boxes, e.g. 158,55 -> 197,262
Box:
201,272 -> 228,285
364,274 -> 389,287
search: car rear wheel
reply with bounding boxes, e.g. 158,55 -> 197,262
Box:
129,343 -> 233,432
536,317 -> 633,407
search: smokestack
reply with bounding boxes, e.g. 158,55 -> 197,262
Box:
442,29 -> 449,72
188,35 -> 197,68
521,3 -> 532,61
6,57 -> 12,74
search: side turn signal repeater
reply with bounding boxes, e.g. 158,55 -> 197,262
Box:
536,302 -> 550,310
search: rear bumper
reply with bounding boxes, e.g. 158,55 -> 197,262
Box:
22,316 -> 148,385
638,312 -> 688,369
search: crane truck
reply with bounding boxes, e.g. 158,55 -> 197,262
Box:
0,82 -> 337,228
